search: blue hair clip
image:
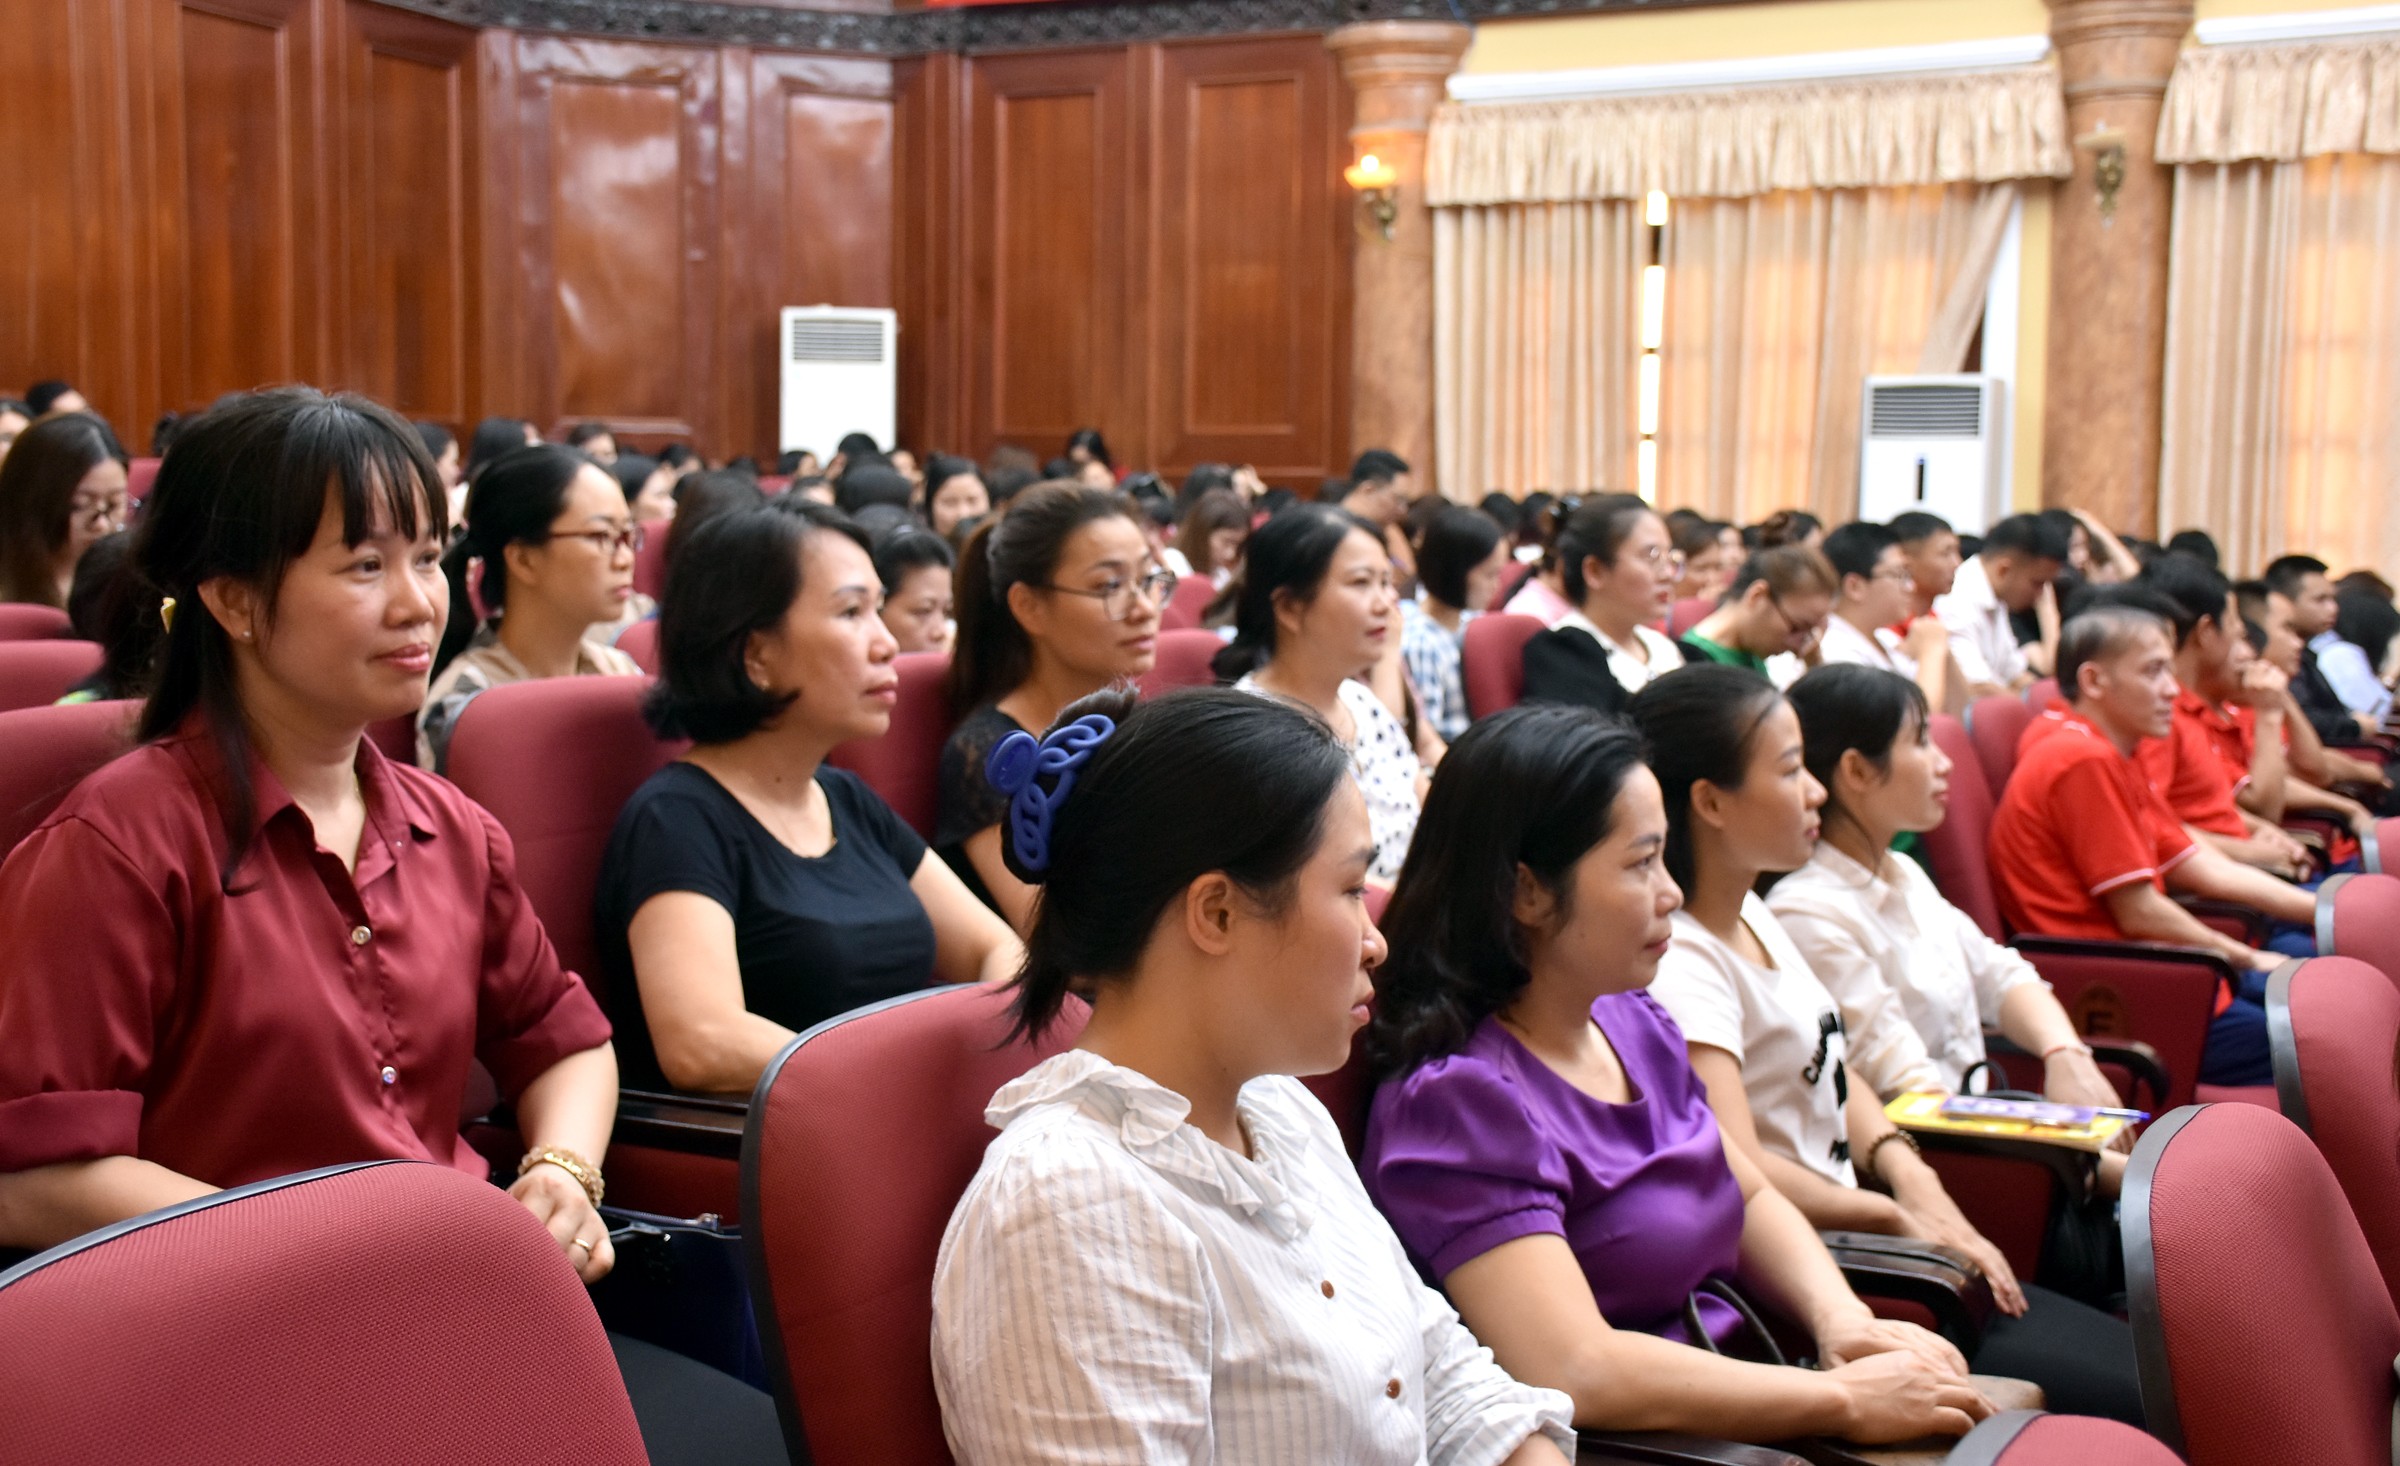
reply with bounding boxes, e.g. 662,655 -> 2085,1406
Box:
984,713 -> 1117,873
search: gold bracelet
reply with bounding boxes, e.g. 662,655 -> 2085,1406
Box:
518,1146 -> 605,1207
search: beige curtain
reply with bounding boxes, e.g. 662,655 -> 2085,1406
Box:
1433,201 -> 1640,498
1654,182 -> 2014,525
2157,37 -> 2400,165
2161,152 -> 2400,573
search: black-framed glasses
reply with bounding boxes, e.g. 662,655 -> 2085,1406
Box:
1767,594 -> 1827,650
546,525 -> 644,555
1040,568 -> 1177,622
71,493 -> 128,524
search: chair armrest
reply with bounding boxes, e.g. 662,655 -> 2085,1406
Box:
2170,895 -> 2268,944
1819,1232 -> 1994,1354
2005,936 -> 2235,1110
615,1087 -> 749,1160
1984,1030 -> 2170,1112
1576,1433 -> 1812,1466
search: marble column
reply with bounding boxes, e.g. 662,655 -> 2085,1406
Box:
1326,21 -> 1471,495
2042,0 -> 2193,536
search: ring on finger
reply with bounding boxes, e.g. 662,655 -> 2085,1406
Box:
569,1236 -> 594,1255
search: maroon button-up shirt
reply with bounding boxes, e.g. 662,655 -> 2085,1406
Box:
0,723 -> 611,1187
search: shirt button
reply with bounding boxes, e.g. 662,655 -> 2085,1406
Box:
1384,1379 -> 1402,1400
350,925 -> 372,946
379,1066 -> 397,1086
1320,1280 -> 1335,1299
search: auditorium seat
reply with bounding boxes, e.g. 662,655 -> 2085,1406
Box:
613,616 -> 660,674
743,984 -> 1088,1466
0,699 -> 137,854
2125,1103 -> 2399,1463
0,1159 -> 646,1466
633,529 -> 671,601
1158,572 -> 1217,631
0,640 -> 102,713
826,650 -> 949,837
2313,872 -> 2400,985
2266,956 -> 2400,1308
124,456 -> 162,504
1946,1409 -> 2180,1465
2023,677 -> 2059,710
1138,627 -> 1222,696
1461,612 -> 1541,719
0,604 -> 72,641
2365,816 -> 2392,875
1667,596 -> 1714,638
1965,695 -> 2033,804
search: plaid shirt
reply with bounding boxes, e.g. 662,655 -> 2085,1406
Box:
1400,600 -> 1475,741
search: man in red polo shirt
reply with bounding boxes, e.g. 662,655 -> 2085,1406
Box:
1991,603 -> 2312,1087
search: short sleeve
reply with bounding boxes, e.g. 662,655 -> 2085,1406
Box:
2048,756 -> 2168,897
1366,1057 -> 1568,1282
1647,937 -> 1749,1063
1771,898 -> 1942,1097
470,804 -> 613,1096
608,773 -> 745,918
821,768 -> 928,874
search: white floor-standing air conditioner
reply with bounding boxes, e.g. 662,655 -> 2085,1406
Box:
1856,374 -> 2006,534
779,306 -> 897,457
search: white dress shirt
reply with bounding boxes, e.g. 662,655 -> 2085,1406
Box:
933,1051 -> 1577,1466
1768,842 -> 2050,1095
1817,614 -> 1917,679
1553,612 -> 1686,696
2311,631 -> 2393,721
1932,556 -> 2025,689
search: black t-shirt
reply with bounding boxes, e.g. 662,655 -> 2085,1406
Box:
933,704 -> 1026,912
595,761 -> 935,1091
1520,627 -> 1635,718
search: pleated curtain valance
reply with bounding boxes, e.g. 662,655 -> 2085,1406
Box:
2156,36 -> 2400,164
1425,65 -> 2073,207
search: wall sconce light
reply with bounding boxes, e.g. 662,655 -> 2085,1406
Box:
2076,123 -> 2128,226
1344,152 -> 1400,242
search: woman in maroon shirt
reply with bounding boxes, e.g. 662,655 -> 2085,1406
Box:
0,389 -> 621,1268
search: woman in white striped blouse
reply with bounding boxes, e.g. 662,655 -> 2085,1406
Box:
932,686 -> 1575,1466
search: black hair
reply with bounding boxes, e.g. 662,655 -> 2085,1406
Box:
451,445 -> 595,626
773,450 -> 804,476
464,417 -> 528,483
924,453 -> 980,498
64,530 -> 158,701
0,411 -> 129,607
2263,554 -> 2330,601
1787,664 -> 1928,853
1819,521 -> 1900,583
1415,505 -> 1504,610
1625,665 -> 1785,896
1726,544 -> 1835,603
1211,503 -> 1383,682
836,461 -> 913,516
1366,705 -> 1651,1079
1176,462 -> 1235,513
659,443 -> 698,471
1260,486 -> 1299,516
133,388 -> 440,879
2337,570 -> 2396,602
836,431 -> 880,460
646,498 -> 872,744
1477,492 -> 1524,537
1042,456 -> 1082,481
1552,493 -> 1658,602
1667,510 -> 1724,565
985,462 -> 1038,509
1005,686 -> 1351,1040
2137,552 -> 2234,649
851,503 -> 913,541
565,422 -> 614,450
610,452 -> 660,502
1064,427 -> 1112,468
2057,601 -> 2171,700
1349,448 -> 1410,487
2165,529 -> 2220,569
948,482 -> 1143,715
0,398 -> 30,421
415,421 -> 455,461
1982,512 -> 2072,564
664,469 -> 767,576
1754,509 -> 1823,548
1175,488 -> 1251,580
1889,510 -> 1953,546
873,524 -> 955,591
2335,591 -> 2400,671
25,380 -> 75,416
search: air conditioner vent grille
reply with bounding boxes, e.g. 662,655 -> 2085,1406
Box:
1867,383 -> 1983,438
789,318 -> 886,364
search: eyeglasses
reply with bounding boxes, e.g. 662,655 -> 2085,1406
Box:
71,493 -> 128,524
1629,545 -> 1687,577
546,525 -> 644,555
1767,594 -> 1828,650
1869,566 -> 1917,586
1041,568 -> 1177,622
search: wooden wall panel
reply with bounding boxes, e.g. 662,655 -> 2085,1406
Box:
892,51 -> 966,456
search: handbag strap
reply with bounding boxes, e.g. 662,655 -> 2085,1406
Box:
1682,1278 -> 1787,1368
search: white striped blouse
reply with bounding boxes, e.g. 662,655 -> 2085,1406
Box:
932,1050 -> 1577,1465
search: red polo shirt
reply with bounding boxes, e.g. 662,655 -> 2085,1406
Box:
0,723 -> 611,1186
1992,708 -> 2198,942
2134,690 -> 2250,839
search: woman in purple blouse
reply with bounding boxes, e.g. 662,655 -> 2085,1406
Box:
1362,704 -> 1992,1446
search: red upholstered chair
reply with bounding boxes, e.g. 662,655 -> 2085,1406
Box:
1946,1410 -> 2181,1465
0,603 -> 72,641
633,528 -> 671,601
1158,572 -> 1218,631
743,983 -> 1089,1466
1965,695 -> 2033,803
826,650 -> 950,838
1138,627 -> 1224,695
1461,612 -> 1542,720
2314,871 -> 2400,985
0,699 -> 137,855
1923,715 -> 2006,940
2266,956 -> 2400,1308
0,1159 -> 645,1466
0,640 -> 102,712
1667,596 -> 1715,638
124,455 -> 163,504
2125,1102 -> 2400,1464
2023,677 -> 2060,710
613,616 -> 660,674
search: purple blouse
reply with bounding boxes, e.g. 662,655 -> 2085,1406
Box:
1363,989 -> 1750,1345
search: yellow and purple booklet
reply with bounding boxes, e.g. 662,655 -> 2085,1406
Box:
1884,1091 -> 2143,1153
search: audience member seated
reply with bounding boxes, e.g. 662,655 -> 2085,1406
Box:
1753,508 -> 1825,552
1933,514 -> 2069,698
1338,448 -> 1421,585
1891,511 -> 1962,628
1679,544 -> 1836,687
1060,425 -> 1113,476
1401,506 -> 1507,743
1364,704 -> 1994,1446
418,446 -> 643,772
931,687 -> 1577,1466
1628,665 -> 2143,1422
921,453 -> 988,539
414,421 -> 464,525
462,415 -> 530,489
1771,666 -> 2128,1188
55,531 -> 157,704
833,458 -> 913,520
1667,507 -> 1734,603
564,421 -> 619,465
872,524 -> 956,656
1519,494 -> 1686,715
1218,505 -> 1421,883
613,452 -> 680,525
1989,606 -> 2308,1087
1164,485 -> 1249,591
25,378 -> 90,417
938,483 -> 1166,927
1818,521 -> 1960,715
0,398 -> 30,470
0,411 -> 128,608
2240,580 -> 2394,807
595,501 -> 1017,1095
2323,587 -> 2397,729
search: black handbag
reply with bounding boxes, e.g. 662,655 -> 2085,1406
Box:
588,1206 -> 769,1391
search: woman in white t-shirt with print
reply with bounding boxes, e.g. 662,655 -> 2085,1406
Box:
1217,504 -> 1423,883
1629,664 -> 2144,1424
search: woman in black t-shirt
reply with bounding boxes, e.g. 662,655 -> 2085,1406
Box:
597,500 -> 1020,1094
